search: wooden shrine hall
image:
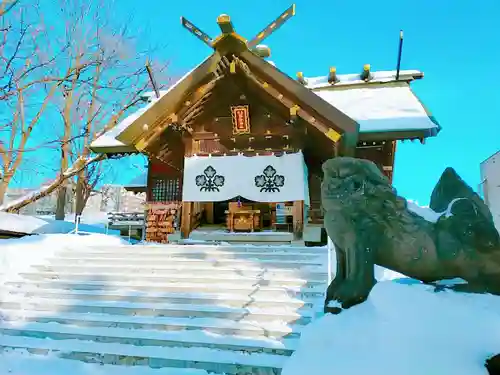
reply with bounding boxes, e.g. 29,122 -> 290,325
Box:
91,5 -> 440,243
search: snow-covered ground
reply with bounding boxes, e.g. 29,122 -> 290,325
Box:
1,202 -> 499,374
282,280 -> 500,375
283,199 -> 500,375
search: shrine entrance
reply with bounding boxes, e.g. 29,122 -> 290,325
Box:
181,152 -> 309,237
213,200 -> 229,225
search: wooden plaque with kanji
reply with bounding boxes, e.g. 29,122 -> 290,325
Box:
231,105 -> 250,134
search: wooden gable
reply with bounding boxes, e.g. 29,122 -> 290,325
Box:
110,37 -> 361,159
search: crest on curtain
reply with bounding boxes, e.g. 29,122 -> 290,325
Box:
195,166 -> 225,192
255,165 -> 285,192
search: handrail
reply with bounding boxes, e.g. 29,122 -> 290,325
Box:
327,236 -> 334,285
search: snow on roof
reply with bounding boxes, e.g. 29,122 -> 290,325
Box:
282,280 -> 500,375
140,90 -> 175,100
313,83 -> 438,133
90,95 -> 165,150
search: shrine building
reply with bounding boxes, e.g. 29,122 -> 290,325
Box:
90,5 -> 440,244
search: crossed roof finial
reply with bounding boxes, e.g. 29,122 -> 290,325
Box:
180,4 -> 296,57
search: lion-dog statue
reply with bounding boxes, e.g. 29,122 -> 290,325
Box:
322,157 -> 500,313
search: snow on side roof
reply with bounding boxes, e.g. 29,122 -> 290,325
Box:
313,83 -> 438,133
305,69 -> 423,89
125,172 -> 147,188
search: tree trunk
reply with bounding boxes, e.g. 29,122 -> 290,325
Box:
56,123 -> 71,220
74,170 -> 86,217
0,176 -> 11,206
55,185 -> 67,220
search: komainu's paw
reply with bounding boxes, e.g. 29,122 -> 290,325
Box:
324,276 -> 346,313
331,277 -> 376,310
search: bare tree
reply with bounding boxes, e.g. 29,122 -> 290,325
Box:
0,1 -> 79,205
52,0 -> 170,219
0,0 -> 170,215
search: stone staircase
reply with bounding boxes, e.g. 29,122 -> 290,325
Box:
0,243 -> 328,374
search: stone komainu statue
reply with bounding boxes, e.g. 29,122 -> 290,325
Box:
321,157 -> 500,312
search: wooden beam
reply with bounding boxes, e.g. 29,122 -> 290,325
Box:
136,114 -> 177,152
192,131 -> 220,140
136,75 -> 223,152
232,56 -> 343,145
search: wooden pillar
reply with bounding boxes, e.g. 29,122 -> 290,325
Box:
146,158 -> 152,202
293,200 -> 304,239
205,202 -> 214,224
181,201 -> 193,239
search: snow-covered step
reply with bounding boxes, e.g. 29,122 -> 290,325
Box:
1,242 -> 326,373
5,280 -> 326,299
0,351 -> 219,375
59,246 -> 326,257
54,251 -> 324,263
0,335 -> 287,374
3,286 -> 320,309
0,298 -> 313,325
0,310 -> 303,339
0,322 -> 298,355
46,256 -> 325,269
21,269 -> 325,288
35,263 -> 328,280
89,244 -> 327,254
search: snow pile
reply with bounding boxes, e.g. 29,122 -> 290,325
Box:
406,198 -> 472,224
0,212 -> 118,235
283,281 -> 500,375
0,233 -> 127,287
406,200 -> 443,223
0,213 -> 50,235
36,212 -> 110,227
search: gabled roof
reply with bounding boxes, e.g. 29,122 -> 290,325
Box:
90,15 -> 439,155
91,65 -> 439,153
91,49 -> 360,155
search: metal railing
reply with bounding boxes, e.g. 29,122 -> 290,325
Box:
327,236 -> 334,285
108,212 -> 145,226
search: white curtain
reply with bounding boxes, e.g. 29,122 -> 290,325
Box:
182,151 -> 310,203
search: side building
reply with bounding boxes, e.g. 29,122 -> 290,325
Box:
480,150 -> 500,229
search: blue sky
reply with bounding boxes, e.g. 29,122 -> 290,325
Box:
118,0 -> 500,204
16,0 -> 500,205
